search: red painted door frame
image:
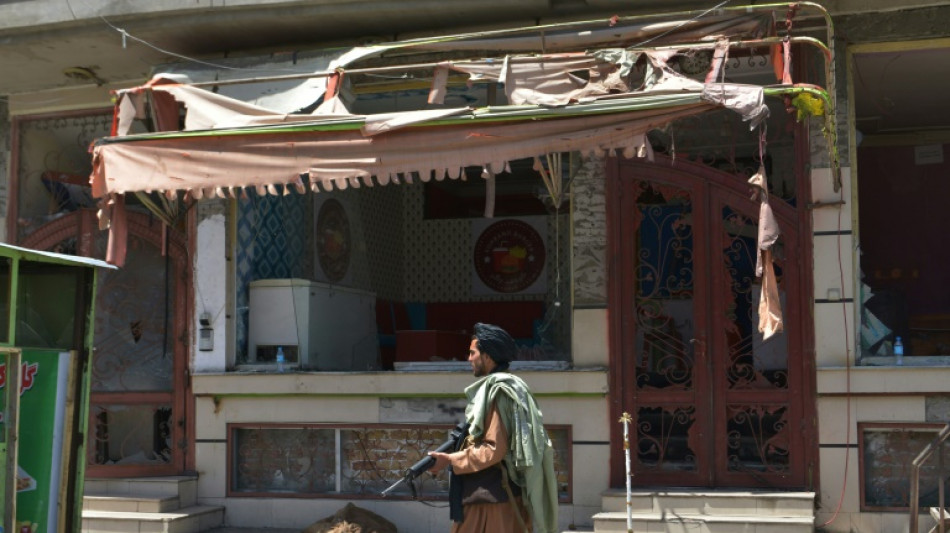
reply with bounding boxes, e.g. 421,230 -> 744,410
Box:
606,154 -> 817,489
20,210 -> 194,477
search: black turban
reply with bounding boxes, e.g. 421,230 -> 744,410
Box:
473,323 -> 517,370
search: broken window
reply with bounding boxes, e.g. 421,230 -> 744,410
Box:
860,423 -> 950,510
229,423 -> 571,499
855,46 -> 950,364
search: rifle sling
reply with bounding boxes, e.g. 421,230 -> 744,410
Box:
500,465 -> 530,533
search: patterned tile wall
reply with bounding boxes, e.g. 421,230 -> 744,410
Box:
571,157 -> 608,307
0,100 -> 8,227
235,189 -> 312,362
402,181 -> 572,358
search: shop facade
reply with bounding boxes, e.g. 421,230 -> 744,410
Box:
1,2 -> 950,532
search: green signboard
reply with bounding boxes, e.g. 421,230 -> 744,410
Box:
2,349 -> 69,533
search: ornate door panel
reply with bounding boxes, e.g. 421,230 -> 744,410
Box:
21,210 -> 191,477
617,174 -> 711,486
610,157 -> 808,489
708,186 -> 803,487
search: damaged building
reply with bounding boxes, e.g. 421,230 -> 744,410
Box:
1,1 -> 950,532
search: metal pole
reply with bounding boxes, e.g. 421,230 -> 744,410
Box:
940,441 -> 946,533
911,425 -> 950,533
3,349 -> 21,533
911,461 -> 920,533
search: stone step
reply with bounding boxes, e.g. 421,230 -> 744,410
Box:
85,476 -> 198,507
600,489 -> 816,517
201,526 -> 300,533
592,511 -> 814,533
83,493 -> 180,513
82,504 -> 224,533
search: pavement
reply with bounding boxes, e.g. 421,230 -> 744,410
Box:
202,527 -> 594,533
201,526 -> 594,533
202,529 -> 299,533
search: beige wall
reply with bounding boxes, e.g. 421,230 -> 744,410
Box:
814,371 -> 950,532
812,157 -> 950,532
572,308 -> 608,367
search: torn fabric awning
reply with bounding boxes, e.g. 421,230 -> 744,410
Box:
146,47 -> 378,115
91,91 -> 729,199
401,13 -> 774,53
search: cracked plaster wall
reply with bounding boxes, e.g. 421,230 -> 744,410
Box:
0,102 -> 8,243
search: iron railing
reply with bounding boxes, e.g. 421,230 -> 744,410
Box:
911,424 -> 950,533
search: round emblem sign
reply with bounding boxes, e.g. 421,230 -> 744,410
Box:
316,198 -> 351,282
474,219 -> 545,293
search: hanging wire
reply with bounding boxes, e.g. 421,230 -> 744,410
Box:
99,16 -> 322,73
534,152 -> 582,350
630,0 -> 732,49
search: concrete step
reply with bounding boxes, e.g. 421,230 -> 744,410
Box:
85,476 -> 198,507
600,489 -> 816,517
592,511 -> 814,533
82,504 -> 224,533
83,493 -> 180,513
198,529 -> 298,533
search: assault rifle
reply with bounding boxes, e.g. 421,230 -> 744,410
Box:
380,422 -> 469,498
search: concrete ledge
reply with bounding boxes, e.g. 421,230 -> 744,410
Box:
83,494 -> 180,513
593,512 -> 815,533
818,365 -> 950,394
192,369 -> 608,397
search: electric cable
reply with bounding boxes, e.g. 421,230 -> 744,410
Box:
818,147 -> 852,528
99,16 -> 319,74
629,0 -> 732,50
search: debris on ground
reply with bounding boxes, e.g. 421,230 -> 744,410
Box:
301,502 -> 397,533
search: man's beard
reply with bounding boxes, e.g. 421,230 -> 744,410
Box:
472,362 -> 486,377
472,357 -> 488,377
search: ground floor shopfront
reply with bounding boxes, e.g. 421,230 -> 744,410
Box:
5,0 -> 950,528
25,6 -> 946,527
190,370 -> 609,531
177,139 -> 822,530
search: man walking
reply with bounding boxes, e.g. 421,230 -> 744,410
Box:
428,323 -> 558,533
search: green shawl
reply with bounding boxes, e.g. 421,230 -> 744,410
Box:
464,372 -> 559,533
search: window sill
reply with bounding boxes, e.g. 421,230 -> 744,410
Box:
193,367 -> 607,397
818,364 -> 950,395
859,355 -> 950,367
392,360 -> 570,371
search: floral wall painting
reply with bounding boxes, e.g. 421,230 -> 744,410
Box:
472,217 -> 547,295
315,197 -> 352,284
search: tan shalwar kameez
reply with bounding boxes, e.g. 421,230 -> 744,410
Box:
448,405 -> 531,533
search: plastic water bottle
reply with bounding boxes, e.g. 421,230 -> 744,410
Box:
276,346 -> 285,373
894,336 -> 904,366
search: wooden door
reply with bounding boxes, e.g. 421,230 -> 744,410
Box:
22,210 -> 192,477
608,156 -> 810,488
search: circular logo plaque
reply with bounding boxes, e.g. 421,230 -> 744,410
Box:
316,198 -> 351,282
474,219 -> 545,293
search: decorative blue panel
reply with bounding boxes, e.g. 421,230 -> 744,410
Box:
235,189 -> 310,362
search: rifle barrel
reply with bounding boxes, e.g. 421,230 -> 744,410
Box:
378,422 -> 469,497
381,475 -> 408,497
